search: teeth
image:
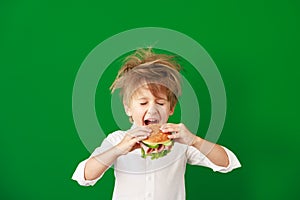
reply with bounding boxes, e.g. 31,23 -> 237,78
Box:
144,119 -> 159,125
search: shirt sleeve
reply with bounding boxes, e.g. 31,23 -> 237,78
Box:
71,158 -> 102,186
71,131 -> 124,186
186,145 -> 241,173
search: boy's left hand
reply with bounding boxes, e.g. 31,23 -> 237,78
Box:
160,123 -> 196,146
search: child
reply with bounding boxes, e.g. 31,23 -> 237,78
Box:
72,48 -> 241,200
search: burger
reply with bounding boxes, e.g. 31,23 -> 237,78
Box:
140,124 -> 174,159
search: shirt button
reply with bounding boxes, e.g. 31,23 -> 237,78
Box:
147,176 -> 151,181
147,193 -> 152,198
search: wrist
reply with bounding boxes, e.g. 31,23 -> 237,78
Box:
114,144 -> 127,156
191,136 -> 203,147
188,135 -> 197,146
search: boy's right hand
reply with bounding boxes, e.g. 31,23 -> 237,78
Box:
115,126 -> 152,155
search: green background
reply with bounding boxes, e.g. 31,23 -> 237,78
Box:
1,0 -> 299,199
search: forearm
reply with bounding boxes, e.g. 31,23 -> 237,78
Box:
192,137 -> 229,167
84,146 -> 122,180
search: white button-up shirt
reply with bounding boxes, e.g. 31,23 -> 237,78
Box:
72,129 -> 241,200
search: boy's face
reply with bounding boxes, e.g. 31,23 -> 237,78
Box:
124,86 -> 175,126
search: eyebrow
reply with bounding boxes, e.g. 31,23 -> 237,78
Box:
137,97 -> 167,101
137,97 -> 148,101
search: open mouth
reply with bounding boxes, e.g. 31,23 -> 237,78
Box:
144,119 -> 159,125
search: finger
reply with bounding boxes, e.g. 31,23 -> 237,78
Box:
127,127 -> 151,137
160,123 -> 174,130
168,132 -> 180,139
130,135 -> 148,144
135,126 -> 152,134
161,123 -> 181,132
130,131 -> 151,138
161,126 -> 180,133
136,135 -> 148,141
127,136 -> 147,148
136,125 -> 152,131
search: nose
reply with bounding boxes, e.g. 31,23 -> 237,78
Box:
147,103 -> 158,115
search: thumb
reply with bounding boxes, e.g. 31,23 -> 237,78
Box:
130,143 -> 141,152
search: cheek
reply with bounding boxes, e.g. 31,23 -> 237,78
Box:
132,105 -> 146,115
159,107 -> 171,116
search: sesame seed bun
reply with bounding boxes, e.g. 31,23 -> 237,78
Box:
142,124 -> 171,144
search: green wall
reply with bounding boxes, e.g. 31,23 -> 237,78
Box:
1,0 -> 299,199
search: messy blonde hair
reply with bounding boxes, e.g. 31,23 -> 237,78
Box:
110,48 -> 182,109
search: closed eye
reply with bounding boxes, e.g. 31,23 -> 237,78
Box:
140,102 -> 147,105
156,100 -> 166,106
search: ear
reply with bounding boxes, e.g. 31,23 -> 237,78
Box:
169,106 -> 175,116
123,100 -> 132,116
